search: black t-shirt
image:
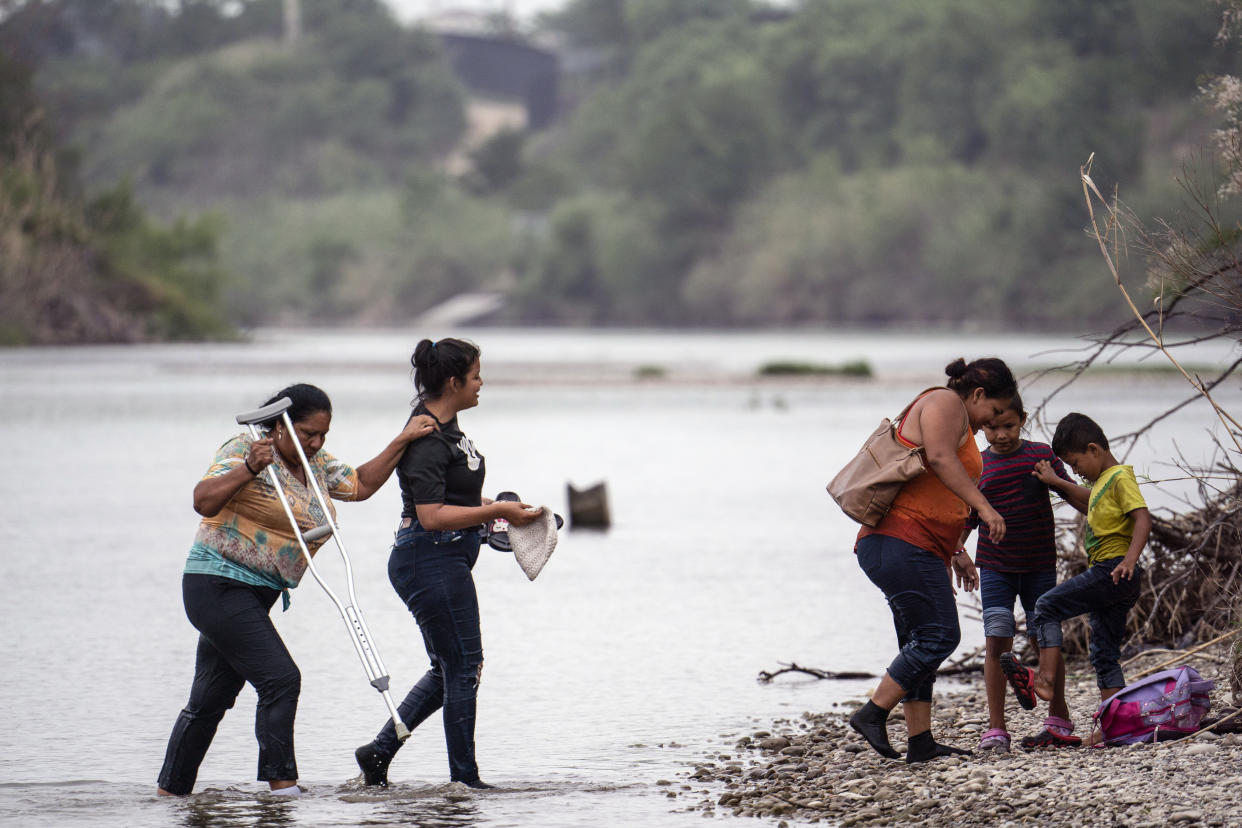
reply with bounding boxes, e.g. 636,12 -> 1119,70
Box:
397,404 -> 486,518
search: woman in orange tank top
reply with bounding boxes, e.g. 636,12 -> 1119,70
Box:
848,358 -> 1016,764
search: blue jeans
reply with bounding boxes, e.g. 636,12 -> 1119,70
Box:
856,534 -> 961,703
1030,557 -> 1142,689
158,574 -> 300,794
372,524 -> 484,783
979,568 -> 1058,639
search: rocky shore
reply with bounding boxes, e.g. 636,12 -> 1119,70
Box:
682,652 -> 1242,826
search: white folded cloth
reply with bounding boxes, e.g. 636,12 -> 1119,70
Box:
510,507 -> 558,581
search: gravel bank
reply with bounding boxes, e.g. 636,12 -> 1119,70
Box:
683,654 -> 1242,826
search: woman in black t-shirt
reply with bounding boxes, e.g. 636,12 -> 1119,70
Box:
354,338 -> 541,789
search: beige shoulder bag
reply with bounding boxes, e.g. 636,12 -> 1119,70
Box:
826,390 -> 936,527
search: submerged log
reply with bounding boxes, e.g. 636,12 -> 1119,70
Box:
567,481 -> 611,529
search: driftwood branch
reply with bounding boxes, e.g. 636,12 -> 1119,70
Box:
756,663 -> 876,683
758,648 -> 986,685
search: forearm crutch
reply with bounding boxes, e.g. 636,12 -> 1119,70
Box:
237,397 -> 410,741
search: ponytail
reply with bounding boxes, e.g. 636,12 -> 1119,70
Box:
410,338 -> 480,401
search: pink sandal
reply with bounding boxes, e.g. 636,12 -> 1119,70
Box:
978,728 -> 1011,752
1020,716 -> 1082,749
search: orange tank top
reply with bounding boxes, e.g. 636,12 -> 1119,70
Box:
857,393 -> 982,563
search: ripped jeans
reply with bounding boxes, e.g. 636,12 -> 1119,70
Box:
371,523 -> 484,783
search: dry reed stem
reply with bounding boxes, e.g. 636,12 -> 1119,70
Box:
1129,628 -> 1242,680
1080,154 -> 1242,450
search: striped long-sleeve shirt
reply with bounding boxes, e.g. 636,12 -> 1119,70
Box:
968,440 -> 1073,572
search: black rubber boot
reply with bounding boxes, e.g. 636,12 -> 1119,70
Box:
906,730 -> 972,764
848,700 -> 901,759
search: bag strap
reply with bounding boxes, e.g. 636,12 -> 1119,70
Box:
894,389 -> 948,446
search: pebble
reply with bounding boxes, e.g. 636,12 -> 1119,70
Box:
683,650 -> 1242,827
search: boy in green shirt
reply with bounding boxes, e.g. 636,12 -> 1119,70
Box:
998,413 -> 1151,746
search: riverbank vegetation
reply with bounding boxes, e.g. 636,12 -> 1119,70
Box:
1,0 -> 1239,340
0,51 -> 231,343
1002,0 -> 1242,703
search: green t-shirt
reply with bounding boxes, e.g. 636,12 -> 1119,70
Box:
1085,465 -> 1147,565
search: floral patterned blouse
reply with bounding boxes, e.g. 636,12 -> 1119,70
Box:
187,432 -> 359,587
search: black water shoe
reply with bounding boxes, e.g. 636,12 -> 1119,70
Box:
906,730 -> 972,764
848,700 -> 901,760
355,743 -> 392,787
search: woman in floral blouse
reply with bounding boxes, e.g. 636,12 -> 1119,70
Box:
157,383 -> 436,797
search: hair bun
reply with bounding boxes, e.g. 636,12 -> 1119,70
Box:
945,358 -> 968,379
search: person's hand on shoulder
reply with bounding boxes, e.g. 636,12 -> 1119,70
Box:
1031,459 -> 1060,486
400,414 -> 439,443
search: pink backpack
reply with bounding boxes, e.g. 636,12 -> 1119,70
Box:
1094,665 -> 1214,745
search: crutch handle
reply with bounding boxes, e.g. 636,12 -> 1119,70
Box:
303,524 -> 333,542
236,397 -> 292,425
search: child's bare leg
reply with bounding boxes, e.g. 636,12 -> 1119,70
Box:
1083,687 -> 1124,746
1047,640 -> 1070,722
1031,646 -> 1060,702
984,636 -> 1012,730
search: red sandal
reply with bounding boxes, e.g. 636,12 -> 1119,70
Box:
1020,717 -> 1082,749
999,652 -> 1037,710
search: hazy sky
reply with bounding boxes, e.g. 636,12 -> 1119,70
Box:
382,0 -> 570,23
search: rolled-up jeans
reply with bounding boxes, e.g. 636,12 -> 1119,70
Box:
372,524 -> 484,783
1029,557 -> 1142,689
158,574 -> 300,795
855,534 -> 961,703
979,567 -> 1058,639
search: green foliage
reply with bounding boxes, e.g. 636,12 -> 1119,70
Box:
0,50 -> 233,343
6,0 -> 1236,332
512,192 -> 685,323
463,128 -> 527,196
75,23 -> 465,198
216,177 -> 518,325
521,0 -> 1233,328
758,360 -> 873,377
86,183 -> 233,339
682,161 -> 1124,328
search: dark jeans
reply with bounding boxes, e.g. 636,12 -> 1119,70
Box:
856,533 -> 961,703
158,574 -> 300,795
1030,557 -> 1142,689
979,567 -> 1058,639
372,525 -> 484,783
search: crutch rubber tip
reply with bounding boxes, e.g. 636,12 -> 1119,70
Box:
395,722 -> 411,741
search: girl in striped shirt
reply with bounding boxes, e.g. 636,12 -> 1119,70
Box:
966,393 -> 1079,751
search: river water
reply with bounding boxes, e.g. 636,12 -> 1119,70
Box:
0,327 -> 1237,827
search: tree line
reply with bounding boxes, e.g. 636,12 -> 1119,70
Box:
0,0 -> 1237,341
